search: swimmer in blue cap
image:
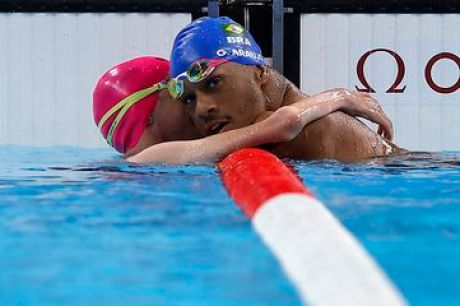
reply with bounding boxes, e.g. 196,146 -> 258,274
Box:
168,16 -> 404,162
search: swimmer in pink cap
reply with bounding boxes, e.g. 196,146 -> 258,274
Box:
93,56 -> 399,164
93,56 -> 203,157
94,56 -> 169,154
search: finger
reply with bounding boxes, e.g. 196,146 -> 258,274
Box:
347,93 -> 394,140
378,125 -> 389,140
381,119 -> 393,141
379,115 -> 393,141
387,122 -> 394,141
363,100 -> 394,140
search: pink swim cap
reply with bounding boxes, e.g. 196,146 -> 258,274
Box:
93,56 -> 169,153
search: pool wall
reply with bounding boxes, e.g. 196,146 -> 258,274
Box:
300,14 -> 460,151
0,12 -> 190,148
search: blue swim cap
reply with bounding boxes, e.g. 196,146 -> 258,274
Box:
170,17 -> 265,77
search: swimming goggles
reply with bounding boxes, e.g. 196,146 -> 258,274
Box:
97,82 -> 167,147
167,59 -> 228,99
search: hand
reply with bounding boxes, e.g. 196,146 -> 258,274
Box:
331,89 -> 394,141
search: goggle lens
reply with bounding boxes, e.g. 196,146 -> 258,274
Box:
167,79 -> 184,99
188,61 -> 210,82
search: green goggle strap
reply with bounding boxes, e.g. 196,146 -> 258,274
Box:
98,83 -> 166,147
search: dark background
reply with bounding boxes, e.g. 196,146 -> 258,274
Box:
2,1 -> 460,13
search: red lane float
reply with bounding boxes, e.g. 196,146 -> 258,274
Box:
219,148 -> 406,306
220,147 -> 311,218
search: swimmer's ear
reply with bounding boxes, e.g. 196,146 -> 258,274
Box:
254,65 -> 270,86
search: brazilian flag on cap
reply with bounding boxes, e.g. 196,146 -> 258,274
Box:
222,23 -> 246,36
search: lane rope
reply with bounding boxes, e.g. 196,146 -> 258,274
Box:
219,148 -> 407,306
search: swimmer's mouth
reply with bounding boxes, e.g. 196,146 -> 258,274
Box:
207,120 -> 229,135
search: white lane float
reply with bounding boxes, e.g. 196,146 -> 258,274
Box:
219,148 -> 407,306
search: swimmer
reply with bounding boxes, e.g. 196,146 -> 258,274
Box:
93,56 -> 395,164
169,17 -> 406,162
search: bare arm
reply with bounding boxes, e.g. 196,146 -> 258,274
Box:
128,89 -> 391,164
287,88 -> 394,140
127,107 -> 296,164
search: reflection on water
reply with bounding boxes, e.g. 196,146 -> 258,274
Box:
372,151 -> 460,168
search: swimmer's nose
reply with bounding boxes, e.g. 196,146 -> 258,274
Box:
195,94 -> 218,120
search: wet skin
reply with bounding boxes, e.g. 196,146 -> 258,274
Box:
178,63 -> 269,136
179,62 -> 404,162
153,90 -> 201,142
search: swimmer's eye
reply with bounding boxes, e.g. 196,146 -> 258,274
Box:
206,77 -> 221,90
148,115 -> 155,125
182,94 -> 196,105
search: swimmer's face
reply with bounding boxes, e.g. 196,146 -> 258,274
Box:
178,62 -> 267,136
154,89 -> 201,141
124,89 -> 201,157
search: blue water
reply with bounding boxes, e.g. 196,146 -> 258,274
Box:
296,153 -> 460,306
0,146 -> 299,306
1,146 -> 459,305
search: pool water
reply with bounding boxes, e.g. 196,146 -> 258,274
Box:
1,146 -> 459,306
0,146 -> 299,306
296,153 -> 460,306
